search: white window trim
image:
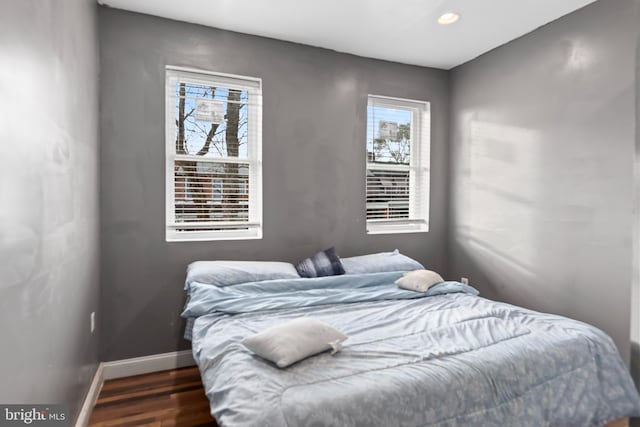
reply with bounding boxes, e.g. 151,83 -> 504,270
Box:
366,94 -> 430,235
165,66 -> 263,242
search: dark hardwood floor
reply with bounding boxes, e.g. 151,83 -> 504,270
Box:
88,367 -> 217,427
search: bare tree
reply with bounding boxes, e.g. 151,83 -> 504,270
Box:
223,89 -> 242,219
372,123 -> 411,164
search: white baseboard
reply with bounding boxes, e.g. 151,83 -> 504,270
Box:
102,349 -> 195,380
75,363 -> 104,427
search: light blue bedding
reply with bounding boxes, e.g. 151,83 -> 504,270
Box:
183,272 -> 477,317
186,273 -> 640,427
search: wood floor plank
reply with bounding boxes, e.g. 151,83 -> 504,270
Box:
92,388 -> 207,421
97,380 -> 204,404
88,367 -> 217,427
100,369 -> 202,397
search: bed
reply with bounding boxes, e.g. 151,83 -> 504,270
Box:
183,260 -> 640,427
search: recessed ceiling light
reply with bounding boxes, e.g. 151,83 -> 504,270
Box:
438,12 -> 460,25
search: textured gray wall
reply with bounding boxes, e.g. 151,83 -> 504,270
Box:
448,0 -> 638,360
630,10 -> 640,427
98,7 -> 450,361
632,2 -> 640,405
0,0 -> 100,422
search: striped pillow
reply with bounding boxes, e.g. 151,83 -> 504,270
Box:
296,247 -> 345,278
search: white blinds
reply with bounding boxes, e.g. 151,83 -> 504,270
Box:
165,67 -> 262,241
366,95 -> 430,234
366,167 -> 410,220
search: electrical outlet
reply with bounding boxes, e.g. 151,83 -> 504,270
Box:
461,277 -> 469,285
90,312 -> 96,334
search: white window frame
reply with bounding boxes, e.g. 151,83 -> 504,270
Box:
366,94 -> 430,235
165,66 -> 263,241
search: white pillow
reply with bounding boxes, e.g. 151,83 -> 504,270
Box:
395,269 -> 444,292
242,318 -> 347,368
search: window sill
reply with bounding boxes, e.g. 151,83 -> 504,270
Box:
366,220 -> 428,235
166,228 -> 263,242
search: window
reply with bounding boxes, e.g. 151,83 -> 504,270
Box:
366,95 -> 430,234
166,67 -> 262,241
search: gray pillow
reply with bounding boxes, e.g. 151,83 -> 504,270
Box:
186,260 -> 300,288
295,247 -> 345,278
341,249 -> 424,274
242,318 -> 347,368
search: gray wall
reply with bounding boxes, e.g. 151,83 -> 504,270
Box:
0,0 -> 101,422
448,0 -> 638,360
632,3 -> 640,403
98,8 -> 450,361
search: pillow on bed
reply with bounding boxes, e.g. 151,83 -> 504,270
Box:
186,261 -> 299,288
295,247 -> 345,278
395,269 -> 444,292
341,249 -> 424,274
242,318 -> 347,368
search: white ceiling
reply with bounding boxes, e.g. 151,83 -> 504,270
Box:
99,0 -> 598,69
